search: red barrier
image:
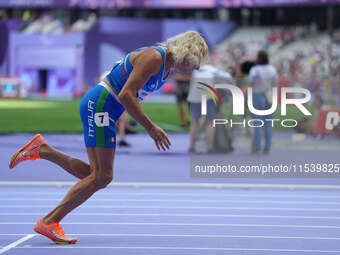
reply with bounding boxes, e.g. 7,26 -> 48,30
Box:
313,109 -> 340,135
278,77 -> 293,104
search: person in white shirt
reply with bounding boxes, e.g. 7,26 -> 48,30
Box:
188,64 -> 233,153
249,50 -> 278,154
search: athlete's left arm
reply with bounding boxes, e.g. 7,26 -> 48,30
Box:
118,49 -> 171,151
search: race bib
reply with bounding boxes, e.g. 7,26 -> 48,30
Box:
137,89 -> 150,102
94,112 -> 110,127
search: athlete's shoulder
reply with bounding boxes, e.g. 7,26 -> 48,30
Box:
132,47 -> 163,75
136,47 -> 163,63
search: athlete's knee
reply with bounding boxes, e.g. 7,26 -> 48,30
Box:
92,171 -> 113,189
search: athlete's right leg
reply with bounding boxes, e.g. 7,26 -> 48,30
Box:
40,144 -> 91,179
36,84 -> 116,180
9,135 -> 92,180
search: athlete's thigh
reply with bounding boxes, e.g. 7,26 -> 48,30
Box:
87,147 -> 115,175
79,85 -> 123,149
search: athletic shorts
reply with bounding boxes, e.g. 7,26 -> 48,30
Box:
175,80 -> 189,103
79,83 -> 125,148
190,100 -> 216,121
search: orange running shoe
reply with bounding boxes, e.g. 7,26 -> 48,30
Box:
34,218 -> 77,244
9,134 -> 47,169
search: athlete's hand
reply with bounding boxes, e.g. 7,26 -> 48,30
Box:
148,125 -> 171,151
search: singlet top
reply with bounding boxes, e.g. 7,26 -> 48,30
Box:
187,64 -> 234,103
105,46 -> 170,102
249,64 -> 278,93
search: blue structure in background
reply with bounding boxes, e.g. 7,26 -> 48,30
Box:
4,17 -> 235,97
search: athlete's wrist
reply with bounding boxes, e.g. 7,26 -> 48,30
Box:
146,123 -> 156,134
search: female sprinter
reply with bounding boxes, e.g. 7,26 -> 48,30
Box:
9,31 -> 208,244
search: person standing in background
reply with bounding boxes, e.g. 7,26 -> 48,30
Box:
173,72 -> 191,127
237,61 -> 255,151
188,63 -> 233,153
116,112 -> 131,147
249,50 -> 278,154
237,61 -> 255,136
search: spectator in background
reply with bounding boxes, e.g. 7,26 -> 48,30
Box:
116,112 -> 130,147
237,61 -> 255,138
238,61 -> 255,93
187,63 -> 233,153
22,12 -> 64,34
70,13 -> 97,33
173,72 -> 191,127
249,50 -> 278,154
18,10 -> 39,31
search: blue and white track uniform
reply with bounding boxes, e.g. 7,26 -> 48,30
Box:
79,46 -> 169,148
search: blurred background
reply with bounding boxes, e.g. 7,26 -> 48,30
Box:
0,0 -> 339,185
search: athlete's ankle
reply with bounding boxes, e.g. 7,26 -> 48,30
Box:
43,216 -> 60,225
42,217 -> 52,225
39,144 -> 51,158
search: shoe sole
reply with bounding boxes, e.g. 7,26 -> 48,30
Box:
9,134 -> 43,169
34,226 -> 77,244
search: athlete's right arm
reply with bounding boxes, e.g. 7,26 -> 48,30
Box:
118,49 -> 171,151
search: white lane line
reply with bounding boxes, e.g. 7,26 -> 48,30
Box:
11,246 -> 340,253
0,205 -> 340,212
1,212 -> 340,220
0,234 -> 35,254
2,222 -> 340,229
2,181 -> 340,190
2,191 -> 340,199
2,233 -> 340,240
1,198 -> 340,205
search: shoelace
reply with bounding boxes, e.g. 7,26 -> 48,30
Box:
51,222 -> 66,237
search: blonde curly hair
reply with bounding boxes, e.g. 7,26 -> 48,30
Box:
160,31 -> 209,67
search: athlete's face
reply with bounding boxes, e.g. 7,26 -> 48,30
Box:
176,57 -> 199,74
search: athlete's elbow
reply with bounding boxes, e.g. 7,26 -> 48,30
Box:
118,91 -> 129,102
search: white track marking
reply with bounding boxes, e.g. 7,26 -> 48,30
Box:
2,222 -> 340,229
2,191 -> 340,199
10,246 -> 340,253
2,198 -> 340,205
1,212 -> 340,220
1,205 -> 340,211
2,181 -> 340,190
0,234 -> 35,254
2,233 -> 340,240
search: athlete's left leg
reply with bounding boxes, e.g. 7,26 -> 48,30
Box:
42,147 -> 114,224
33,147 -> 115,244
